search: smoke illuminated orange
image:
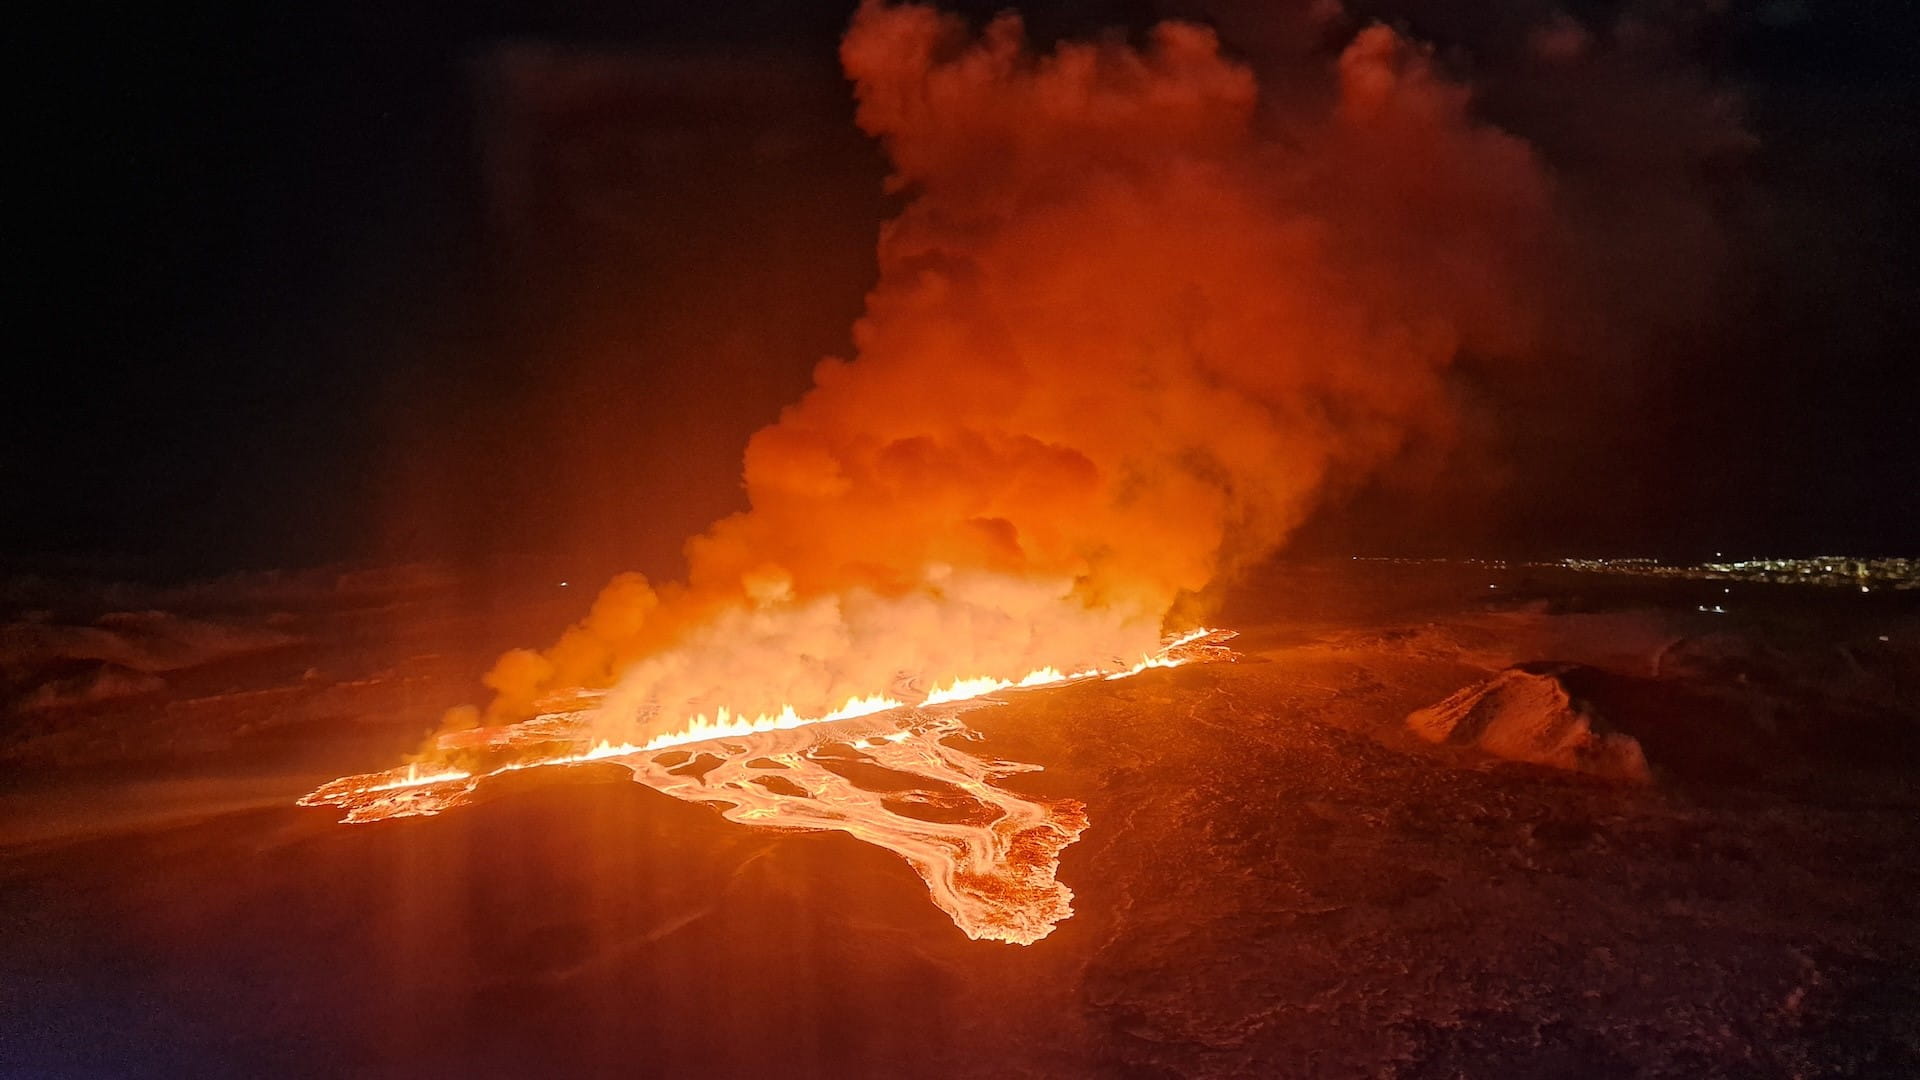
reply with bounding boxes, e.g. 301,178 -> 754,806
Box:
299,0 -> 1646,943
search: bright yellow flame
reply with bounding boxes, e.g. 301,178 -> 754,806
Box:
362,763 -> 471,792
923,674 -> 1015,705
635,692 -> 906,753
304,629 -> 1228,799
1016,667 -> 1067,686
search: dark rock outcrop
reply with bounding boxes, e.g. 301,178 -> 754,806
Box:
1409,662 -> 1652,784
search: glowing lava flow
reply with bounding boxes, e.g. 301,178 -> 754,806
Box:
299,628 -> 1235,943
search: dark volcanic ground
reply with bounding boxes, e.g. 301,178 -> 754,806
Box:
2,560 -> 1917,1078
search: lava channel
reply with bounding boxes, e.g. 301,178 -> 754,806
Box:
299,629 -> 1236,944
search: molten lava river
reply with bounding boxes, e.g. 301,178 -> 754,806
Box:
302,629 -> 1235,945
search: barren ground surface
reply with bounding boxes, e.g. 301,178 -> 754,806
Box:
3,560 -> 1916,1078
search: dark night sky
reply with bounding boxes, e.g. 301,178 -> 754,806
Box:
11,1 -> 1917,583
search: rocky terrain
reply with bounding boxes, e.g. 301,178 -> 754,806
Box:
2,558 -> 1916,1077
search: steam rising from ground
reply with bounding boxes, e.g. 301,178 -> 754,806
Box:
456,6 -> 1481,743
437,0 -> 1742,753
591,572 -> 1152,749
309,2 -> 1749,942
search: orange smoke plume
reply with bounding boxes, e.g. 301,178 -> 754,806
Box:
446,1 -> 1578,750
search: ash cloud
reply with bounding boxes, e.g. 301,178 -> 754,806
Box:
447,0 -> 1753,743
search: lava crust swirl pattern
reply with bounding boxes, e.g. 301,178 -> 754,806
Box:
300,629 -> 1235,943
